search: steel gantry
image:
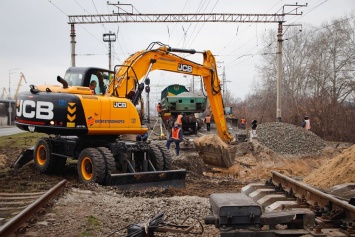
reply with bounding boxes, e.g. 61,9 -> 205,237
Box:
67,3 -> 307,122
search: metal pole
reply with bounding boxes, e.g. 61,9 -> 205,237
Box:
103,32 -> 116,70
276,22 -> 283,122
108,41 -> 112,70
70,24 -> 76,67
8,71 -> 11,126
147,92 -> 150,124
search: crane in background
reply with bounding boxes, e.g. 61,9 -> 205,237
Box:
1,87 -> 9,99
14,72 -> 27,100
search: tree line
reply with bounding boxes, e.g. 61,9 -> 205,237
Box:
228,14 -> 355,143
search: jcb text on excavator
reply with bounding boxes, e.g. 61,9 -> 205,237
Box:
14,42 -> 236,189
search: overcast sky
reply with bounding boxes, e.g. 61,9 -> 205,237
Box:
1,0 -> 354,103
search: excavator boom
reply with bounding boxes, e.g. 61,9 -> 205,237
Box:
108,42 -> 235,167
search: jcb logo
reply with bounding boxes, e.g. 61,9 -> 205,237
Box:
16,100 -> 54,120
113,102 -> 127,108
178,64 -> 192,73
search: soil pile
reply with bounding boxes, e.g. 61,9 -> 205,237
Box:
193,134 -> 228,148
302,144 -> 355,188
257,122 -> 326,156
211,141 -> 329,183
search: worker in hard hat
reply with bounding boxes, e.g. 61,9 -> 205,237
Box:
166,122 -> 183,156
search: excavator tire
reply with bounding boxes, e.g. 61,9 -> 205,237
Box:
155,142 -> 173,170
33,138 -> 58,174
78,148 -> 106,185
148,144 -> 164,171
97,147 -> 116,175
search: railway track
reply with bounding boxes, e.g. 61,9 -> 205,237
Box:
205,171 -> 355,237
0,180 -> 66,237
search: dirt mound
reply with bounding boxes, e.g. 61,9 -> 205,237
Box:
257,122 -> 326,156
302,144 -> 355,188
202,142 -> 329,183
193,134 -> 228,148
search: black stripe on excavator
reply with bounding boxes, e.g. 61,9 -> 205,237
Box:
15,122 -> 88,136
104,169 -> 186,190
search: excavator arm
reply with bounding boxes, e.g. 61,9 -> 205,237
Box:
107,42 -> 234,144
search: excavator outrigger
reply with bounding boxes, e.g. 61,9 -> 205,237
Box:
14,42 -> 235,189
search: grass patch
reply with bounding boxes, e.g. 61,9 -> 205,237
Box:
79,215 -> 101,237
0,132 -> 48,149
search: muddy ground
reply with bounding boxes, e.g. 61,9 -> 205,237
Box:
0,124 -> 354,237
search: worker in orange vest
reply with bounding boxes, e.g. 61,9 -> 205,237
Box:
301,116 -> 311,130
205,115 -> 211,131
156,102 -> 162,117
176,112 -> 184,127
240,118 -> 245,129
166,122 -> 183,156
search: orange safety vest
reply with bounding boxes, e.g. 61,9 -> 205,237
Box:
205,116 -> 211,123
176,114 -> 183,125
241,118 -> 245,124
156,104 -> 162,113
171,127 -> 181,140
304,119 -> 311,130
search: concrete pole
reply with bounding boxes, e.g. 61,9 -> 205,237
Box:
70,24 -> 76,67
108,41 -> 112,70
276,22 -> 283,122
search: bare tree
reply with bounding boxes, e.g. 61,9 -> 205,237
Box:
246,15 -> 355,142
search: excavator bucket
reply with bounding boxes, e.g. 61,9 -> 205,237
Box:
194,134 -> 236,168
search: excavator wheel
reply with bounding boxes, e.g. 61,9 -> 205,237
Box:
77,148 -> 106,185
33,138 -> 57,174
155,143 -> 173,170
97,147 -> 116,175
148,144 -> 164,171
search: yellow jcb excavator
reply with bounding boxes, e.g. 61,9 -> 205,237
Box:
13,42 -> 235,188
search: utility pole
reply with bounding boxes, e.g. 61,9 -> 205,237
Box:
276,22 -> 283,122
221,66 -> 230,102
103,31 -> 116,70
70,24 -> 76,67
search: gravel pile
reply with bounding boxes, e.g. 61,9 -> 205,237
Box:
256,122 -> 326,156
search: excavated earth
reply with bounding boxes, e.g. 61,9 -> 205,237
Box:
0,122 -> 354,237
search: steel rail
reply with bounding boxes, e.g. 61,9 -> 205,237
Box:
0,180 -> 67,236
272,171 -> 355,222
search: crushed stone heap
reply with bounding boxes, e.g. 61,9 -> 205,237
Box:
256,122 -> 326,156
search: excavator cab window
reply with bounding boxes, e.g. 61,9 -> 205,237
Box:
89,71 -> 111,95
65,73 -> 83,86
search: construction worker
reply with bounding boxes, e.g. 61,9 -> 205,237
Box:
205,115 -> 211,131
240,118 -> 245,129
89,81 -> 97,94
166,122 -> 183,156
301,116 -> 311,130
156,102 -> 162,117
176,112 -> 184,127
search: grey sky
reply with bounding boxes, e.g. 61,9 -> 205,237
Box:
0,0 -> 354,102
